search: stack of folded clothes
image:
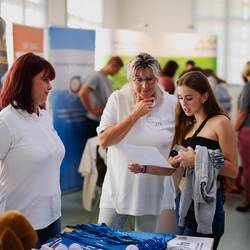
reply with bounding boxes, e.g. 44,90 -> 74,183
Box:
46,223 -> 175,250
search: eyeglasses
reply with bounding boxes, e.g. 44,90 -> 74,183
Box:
132,76 -> 156,86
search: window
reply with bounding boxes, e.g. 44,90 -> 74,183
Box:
0,0 -> 23,24
0,0 -> 47,65
67,0 -> 103,29
0,0 -> 46,27
194,0 -> 250,84
24,0 -> 46,27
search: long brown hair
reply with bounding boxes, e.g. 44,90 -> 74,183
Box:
172,71 -> 226,147
0,52 -> 55,113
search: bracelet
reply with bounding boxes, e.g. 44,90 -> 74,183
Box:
141,165 -> 147,173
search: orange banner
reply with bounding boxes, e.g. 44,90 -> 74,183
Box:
13,23 -> 43,59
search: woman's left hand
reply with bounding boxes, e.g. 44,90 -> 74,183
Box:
128,163 -> 143,174
173,147 -> 195,168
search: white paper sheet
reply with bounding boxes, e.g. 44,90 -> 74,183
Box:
168,235 -> 214,250
122,143 -> 172,168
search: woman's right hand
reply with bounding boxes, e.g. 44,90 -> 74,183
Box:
131,97 -> 155,119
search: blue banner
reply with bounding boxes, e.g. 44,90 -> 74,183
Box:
49,27 -> 95,192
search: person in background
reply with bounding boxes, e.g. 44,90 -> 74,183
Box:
0,53 -> 65,248
130,71 -> 238,249
159,60 -> 179,94
0,16 -> 8,107
235,61 -> 250,212
185,60 -> 195,71
97,53 -> 177,233
179,65 -> 202,79
79,56 -> 123,139
203,69 -> 232,114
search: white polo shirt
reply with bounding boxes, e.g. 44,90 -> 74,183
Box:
97,85 -> 177,216
0,105 -> 65,230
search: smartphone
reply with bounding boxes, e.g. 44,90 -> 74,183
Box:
170,149 -> 178,157
169,144 -> 187,157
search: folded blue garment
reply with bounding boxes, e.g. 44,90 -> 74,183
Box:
49,223 -> 175,250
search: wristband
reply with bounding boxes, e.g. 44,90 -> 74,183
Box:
141,165 -> 147,173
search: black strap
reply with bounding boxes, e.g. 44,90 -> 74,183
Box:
192,115 -> 211,137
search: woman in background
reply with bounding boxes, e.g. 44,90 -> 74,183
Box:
0,53 -> 65,247
235,61 -> 250,212
159,60 -> 179,94
203,69 -> 232,114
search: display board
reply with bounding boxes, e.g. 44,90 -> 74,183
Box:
96,29 -> 217,90
49,26 -> 95,192
13,23 -> 43,59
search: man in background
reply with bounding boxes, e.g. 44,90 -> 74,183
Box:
185,60 -> 195,71
79,56 -> 123,139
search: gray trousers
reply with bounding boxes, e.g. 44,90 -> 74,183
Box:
98,208 -> 159,232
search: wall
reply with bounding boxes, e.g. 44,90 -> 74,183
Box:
46,0 -> 193,33
116,0 -> 193,33
102,0 -> 119,29
47,0 -> 67,27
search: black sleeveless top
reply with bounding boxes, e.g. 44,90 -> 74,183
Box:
183,115 -> 224,183
183,115 -> 220,150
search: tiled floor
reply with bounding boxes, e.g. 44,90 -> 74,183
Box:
61,190 -> 250,250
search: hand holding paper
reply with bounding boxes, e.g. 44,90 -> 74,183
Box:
122,144 -> 172,169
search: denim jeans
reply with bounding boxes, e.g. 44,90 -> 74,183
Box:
175,189 -> 225,250
98,208 -> 159,232
34,217 -> 61,249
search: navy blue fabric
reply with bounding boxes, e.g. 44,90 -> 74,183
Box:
48,223 -> 175,250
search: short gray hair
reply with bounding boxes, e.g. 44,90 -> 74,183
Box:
127,53 -> 163,104
127,53 -> 161,81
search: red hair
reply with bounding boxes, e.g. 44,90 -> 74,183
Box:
0,52 -> 55,113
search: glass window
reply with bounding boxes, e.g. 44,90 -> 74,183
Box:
227,21 -> 250,83
0,0 -> 23,24
230,0 -> 250,19
195,0 -> 226,19
24,0 -> 46,27
194,0 -> 250,84
0,0 -> 47,65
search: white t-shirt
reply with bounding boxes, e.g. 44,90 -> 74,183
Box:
0,105 -> 65,230
97,85 -> 177,216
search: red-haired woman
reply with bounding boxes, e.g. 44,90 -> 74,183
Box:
0,53 -> 65,248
